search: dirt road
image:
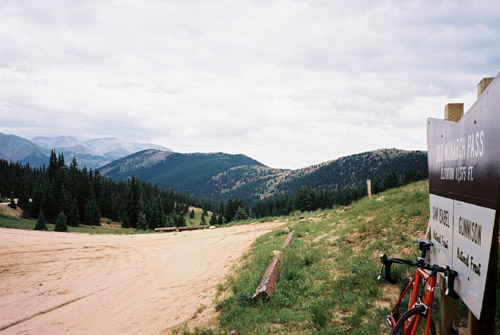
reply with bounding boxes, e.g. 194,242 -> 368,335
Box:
0,221 -> 283,334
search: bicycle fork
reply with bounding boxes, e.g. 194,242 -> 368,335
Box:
402,269 -> 437,335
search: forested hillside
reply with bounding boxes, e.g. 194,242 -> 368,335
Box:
100,148 -> 428,203
100,151 -> 266,198
274,149 -> 428,195
0,151 -> 216,230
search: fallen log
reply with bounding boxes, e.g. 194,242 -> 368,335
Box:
252,251 -> 282,301
154,225 -> 206,232
281,230 -> 295,249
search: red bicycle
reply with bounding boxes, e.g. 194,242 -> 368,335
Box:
379,238 -> 459,335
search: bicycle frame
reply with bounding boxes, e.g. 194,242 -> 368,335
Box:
389,267 -> 437,335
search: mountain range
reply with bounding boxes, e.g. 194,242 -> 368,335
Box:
0,133 -> 171,169
99,148 -> 428,202
1,132 -> 428,203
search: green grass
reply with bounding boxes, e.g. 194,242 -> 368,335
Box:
0,214 -> 141,234
177,180 -> 500,334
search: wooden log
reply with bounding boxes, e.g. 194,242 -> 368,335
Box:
154,227 -> 177,232
282,230 -> 295,249
154,225 -> 206,232
252,251 -> 282,301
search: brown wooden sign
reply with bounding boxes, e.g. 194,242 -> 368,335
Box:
427,74 -> 500,320
427,77 -> 500,210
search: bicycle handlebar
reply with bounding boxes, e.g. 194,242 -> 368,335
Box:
378,240 -> 460,300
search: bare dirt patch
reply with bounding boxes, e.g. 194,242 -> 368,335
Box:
0,202 -> 22,218
0,221 -> 283,334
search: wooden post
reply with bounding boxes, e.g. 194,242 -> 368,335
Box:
444,103 -> 464,122
477,77 -> 494,98
366,179 -> 372,201
467,78 -> 498,335
439,103 -> 464,335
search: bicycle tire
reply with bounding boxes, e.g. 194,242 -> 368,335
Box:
390,306 -> 436,335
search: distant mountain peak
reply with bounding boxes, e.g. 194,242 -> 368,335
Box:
3,133 -> 173,169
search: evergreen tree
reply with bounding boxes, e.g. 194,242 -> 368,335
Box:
67,198 -> 80,227
121,215 -> 130,228
175,214 -> 186,227
42,182 -> 57,222
209,212 -> 217,226
34,211 -> 48,231
136,212 -> 148,231
47,149 -> 58,181
217,214 -> 224,225
18,187 -> 31,217
225,198 -> 236,223
189,209 -> 195,219
165,214 -> 175,227
219,201 -> 225,218
234,206 -> 248,221
30,184 -> 43,219
55,212 -> 68,232
148,198 -> 162,230
127,175 -> 143,229
83,196 -> 101,226
372,176 -> 383,194
383,170 -> 399,190
200,212 -> 206,225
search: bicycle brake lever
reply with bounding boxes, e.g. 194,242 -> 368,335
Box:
378,262 -> 384,280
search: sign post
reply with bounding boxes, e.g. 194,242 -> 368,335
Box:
427,74 -> 499,334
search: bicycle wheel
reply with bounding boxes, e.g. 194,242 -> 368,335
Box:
390,306 -> 436,335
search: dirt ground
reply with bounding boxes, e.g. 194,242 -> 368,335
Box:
0,221 -> 283,334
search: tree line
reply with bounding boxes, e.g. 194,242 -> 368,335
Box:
250,168 -> 426,218
0,151 -> 221,231
0,152 -> 426,230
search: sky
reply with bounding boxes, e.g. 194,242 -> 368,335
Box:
1,1 -> 500,169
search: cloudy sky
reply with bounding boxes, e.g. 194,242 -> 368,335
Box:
1,1 -> 499,169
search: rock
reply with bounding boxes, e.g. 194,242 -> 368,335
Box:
228,330 -> 241,335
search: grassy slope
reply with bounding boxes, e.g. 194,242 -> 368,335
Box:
180,180 -> 499,335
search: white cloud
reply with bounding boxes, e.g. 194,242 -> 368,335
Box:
1,0 -> 500,168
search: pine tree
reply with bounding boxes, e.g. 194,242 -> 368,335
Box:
209,212 -> 217,226
217,214 -> 224,225
148,198 -> 162,230
200,212 -> 206,225
189,209 -> 195,219
175,214 -> 186,227
225,198 -> 236,223
83,196 -> 101,226
67,198 -> 80,227
34,211 -> 48,231
127,175 -> 143,229
165,214 -> 175,227
136,212 -> 148,231
30,184 -> 43,219
55,212 -> 68,232
234,206 -> 248,221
